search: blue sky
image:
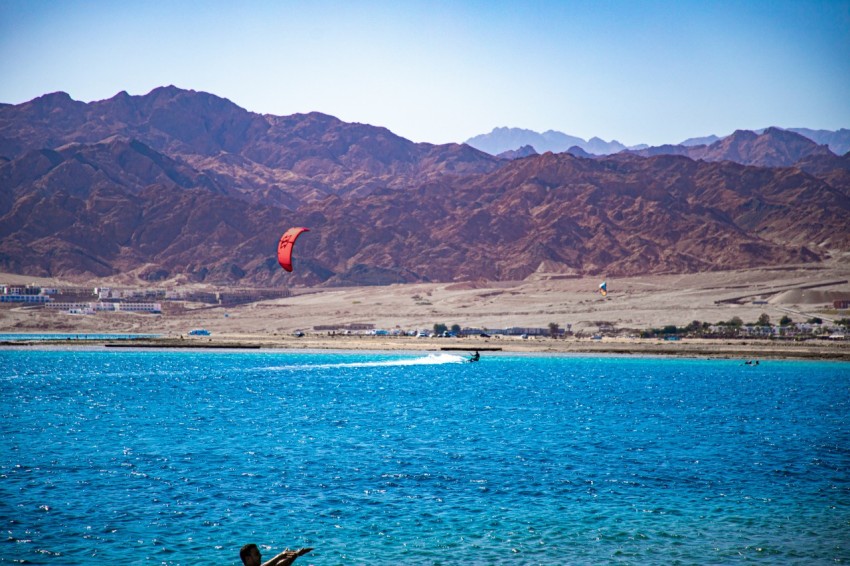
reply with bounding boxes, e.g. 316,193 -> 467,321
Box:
1,0 -> 848,146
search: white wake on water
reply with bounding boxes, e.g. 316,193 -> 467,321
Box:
261,353 -> 468,371
327,353 -> 468,368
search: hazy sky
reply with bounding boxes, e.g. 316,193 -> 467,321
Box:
1,0 -> 848,146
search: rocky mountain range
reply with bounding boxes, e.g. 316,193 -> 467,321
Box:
468,125 -> 850,157
1,87 -> 848,286
466,127 -> 636,156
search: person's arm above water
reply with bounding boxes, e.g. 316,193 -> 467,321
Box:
262,547 -> 313,566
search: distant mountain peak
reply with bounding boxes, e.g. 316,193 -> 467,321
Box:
28,91 -> 82,111
497,144 -> 538,159
149,84 -> 185,96
725,129 -> 759,141
680,134 -> 720,147
35,91 -> 73,102
466,127 -> 624,156
566,145 -> 592,158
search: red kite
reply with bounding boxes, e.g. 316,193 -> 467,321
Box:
277,227 -> 309,272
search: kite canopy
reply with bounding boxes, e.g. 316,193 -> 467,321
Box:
599,281 -> 608,296
277,227 -> 309,272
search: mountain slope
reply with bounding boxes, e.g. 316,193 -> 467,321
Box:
1,88 -> 848,285
0,139 -> 301,283
628,128 -> 837,169
290,152 -> 846,284
0,87 -> 502,209
787,127 -> 850,155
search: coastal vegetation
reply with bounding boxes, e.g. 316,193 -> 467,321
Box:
639,314 -> 848,340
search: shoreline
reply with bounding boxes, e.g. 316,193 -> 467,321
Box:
3,266 -> 848,359
3,334 -> 848,361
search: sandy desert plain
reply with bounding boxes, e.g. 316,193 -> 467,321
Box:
2,261 -> 850,360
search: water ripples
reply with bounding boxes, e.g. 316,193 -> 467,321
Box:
1,351 -> 848,563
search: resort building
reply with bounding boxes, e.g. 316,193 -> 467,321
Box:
46,302 -> 162,313
0,294 -> 52,303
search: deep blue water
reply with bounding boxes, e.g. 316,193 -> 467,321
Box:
1,350 -> 848,565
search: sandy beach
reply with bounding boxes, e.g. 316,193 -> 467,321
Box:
59,334 -> 842,362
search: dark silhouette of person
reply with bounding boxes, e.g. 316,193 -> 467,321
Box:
240,543 -> 312,566
470,350 -> 480,362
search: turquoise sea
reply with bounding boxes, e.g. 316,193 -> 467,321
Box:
1,349 -> 848,564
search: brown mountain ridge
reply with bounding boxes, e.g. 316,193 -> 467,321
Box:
1,87 -> 848,285
625,127 -> 840,168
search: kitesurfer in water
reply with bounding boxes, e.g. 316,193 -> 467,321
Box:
469,350 -> 480,362
240,544 -> 312,566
